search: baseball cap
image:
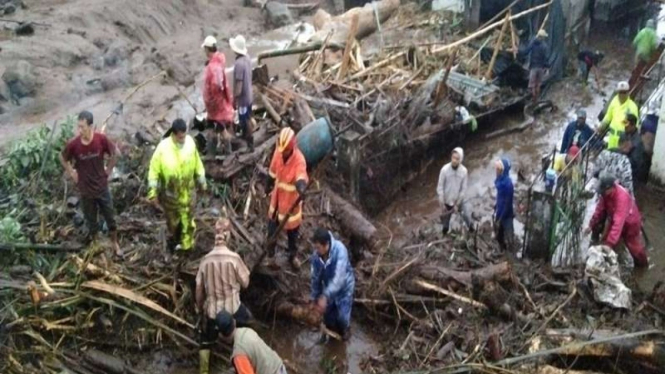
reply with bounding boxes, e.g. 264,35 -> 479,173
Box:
215,310 -> 235,337
597,172 -> 616,194
576,109 -> 587,118
616,81 -> 629,92
201,35 -> 217,49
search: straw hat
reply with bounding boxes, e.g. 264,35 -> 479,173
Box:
229,35 -> 248,55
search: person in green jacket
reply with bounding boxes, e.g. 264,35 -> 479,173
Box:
148,119 -> 207,252
633,19 -> 658,64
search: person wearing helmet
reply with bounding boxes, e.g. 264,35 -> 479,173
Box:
266,127 -> 308,268
196,216 -> 252,374
576,50 -> 604,86
202,35 -> 234,155
525,29 -> 550,103
585,173 -> 648,268
598,81 -> 639,149
147,119 -> 207,252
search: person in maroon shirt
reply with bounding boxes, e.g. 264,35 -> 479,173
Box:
59,111 -> 121,257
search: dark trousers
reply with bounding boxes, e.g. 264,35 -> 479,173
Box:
200,304 -> 253,348
267,219 -> 299,257
81,188 -> 117,238
238,105 -> 254,150
496,219 -> 514,252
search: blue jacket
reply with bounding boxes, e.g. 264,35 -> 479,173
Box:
560,120 -> 594,153
494,158 -> 514,223
526,39 -> 550,69
310,232 -> 355,302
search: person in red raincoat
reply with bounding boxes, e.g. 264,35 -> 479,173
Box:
266,127 -> 308,269
202,35 -> 234,154
586,173 -> 648,268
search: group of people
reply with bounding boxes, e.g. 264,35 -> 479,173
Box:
60,105 -> 355,373
202,34 -> 255,154
435,147 -> 515,252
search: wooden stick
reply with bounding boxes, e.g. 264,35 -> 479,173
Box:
478,0 -> 525,30
465,36 -> 494,66
523,285 -> 577,349
432,1 -> 552,55
343,51 -> 406,83
309,30 -> 334,79
260,93 -> 282,126
485,11 -> 511,80
414,279 -> 487,309
509,17 -> 518,59
101,71 -> 166,133
337,14 -> 360,81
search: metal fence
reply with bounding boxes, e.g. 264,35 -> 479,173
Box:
522,136 -> 596,266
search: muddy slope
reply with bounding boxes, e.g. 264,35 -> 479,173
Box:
0,0 -> 264,142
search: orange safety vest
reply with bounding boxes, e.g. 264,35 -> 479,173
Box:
268,146 -> 308,230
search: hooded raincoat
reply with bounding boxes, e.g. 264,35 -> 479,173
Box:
310,231 -> 355,333
494,158 -> 514,225
203,52 -> 234,124
589,183 -> 647,267
148,135 -> 206,250
268,145 -> 308,230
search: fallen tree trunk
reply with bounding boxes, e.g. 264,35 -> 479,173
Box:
418,261 -> 513,287
324,187 -> 377,250
310,0 -> 400,45
207,134 -> 277,180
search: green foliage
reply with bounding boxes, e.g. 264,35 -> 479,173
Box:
0,215 -> 24,242
0,117 -> 75,189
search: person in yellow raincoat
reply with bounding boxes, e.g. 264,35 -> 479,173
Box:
598,81 -> 639,150
148,119 -> 207,251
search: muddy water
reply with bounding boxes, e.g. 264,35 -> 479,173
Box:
378,12 -> 664,291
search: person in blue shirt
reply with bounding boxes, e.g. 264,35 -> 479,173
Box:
525,29 -> 550,103
560,109 -> 594,154
494,158 -> 515,252
310,227 -> 355,341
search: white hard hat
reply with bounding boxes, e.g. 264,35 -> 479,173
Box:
616,81 -> 630,92
201,35 -> 217,49
229,35 -> 248,55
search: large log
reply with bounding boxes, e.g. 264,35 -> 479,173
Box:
324,187 -> 377,250
418,261 -> 512,287
310,0 -> 399,46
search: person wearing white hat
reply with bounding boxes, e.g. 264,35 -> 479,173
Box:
230,34 -> 255,152
201,35 -> 234,155
525,29 -> 550,103
598,81 -> 639,149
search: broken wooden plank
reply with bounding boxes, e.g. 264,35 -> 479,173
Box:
82,280 -> 194,329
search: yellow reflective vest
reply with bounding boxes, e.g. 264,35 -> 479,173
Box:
148,135 -> 206,208
601,96 -> 639,149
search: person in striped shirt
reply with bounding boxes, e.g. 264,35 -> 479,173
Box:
196,216 -> 252,374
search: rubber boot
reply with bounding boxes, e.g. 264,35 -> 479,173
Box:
199,349 -> 210,374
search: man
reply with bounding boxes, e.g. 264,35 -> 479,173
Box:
577,50 -> 604,86
641,107 -> 658,176
230,34 -> 254,152
560,109 -> 594,154
216,310 -> 287,374
196,216 -> 252,374
436,147 -> 475,235
633,19 -> 658,65
60,111 -> 121,257
310,228 -> 355,341
599,81 -> 639,149
525,29 -> 550,103
623,113 -> 647,183
202,35 -> 234,154
593,134 -> 634,196
147,119 -> 206,251
553,145 -> 582,182
266,127 -> 308,268
494,158 -> 514,252
586,174 -> 648,268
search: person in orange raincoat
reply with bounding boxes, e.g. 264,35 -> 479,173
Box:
202,35 -> 234,154
266,128 -> 308,268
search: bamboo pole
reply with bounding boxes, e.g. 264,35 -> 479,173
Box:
431,1 -> 552,55
509,16 -> 518,58
485,11 -> 511,80
337,14 -> 360,80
